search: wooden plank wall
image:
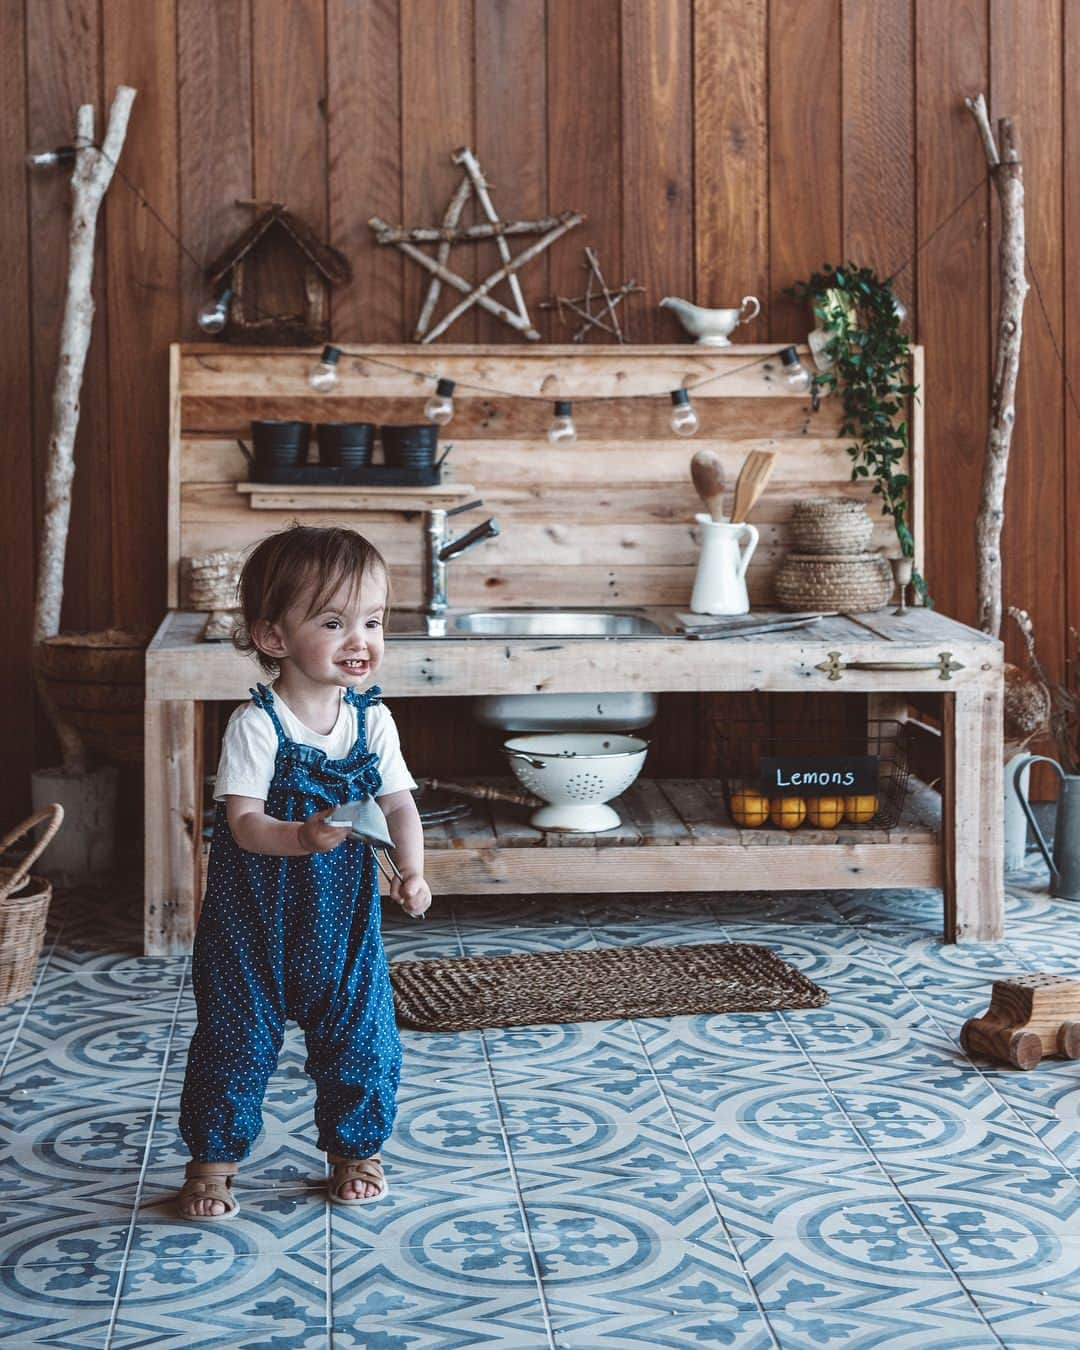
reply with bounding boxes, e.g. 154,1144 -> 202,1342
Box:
173,343 -> 914,610
4,0 -> 1075,822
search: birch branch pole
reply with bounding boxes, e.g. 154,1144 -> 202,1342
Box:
32,85 -> 136,773
965,92 -> 1027,639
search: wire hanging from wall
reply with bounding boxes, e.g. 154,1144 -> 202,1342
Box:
31,139 -> 1079,427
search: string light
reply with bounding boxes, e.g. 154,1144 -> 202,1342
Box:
26,145 -> 78,169
307,344 -> 342,392
423,377 -> 456,426
196,288 -> 233,335
778,346 -> 811,393
547,400 -> 577,445
668,388 -> 699,437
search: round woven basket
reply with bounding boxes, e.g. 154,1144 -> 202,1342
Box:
789,498 -> 874,555
0,805 -> 63,1007
34,628 -> 152,764
775,551 -> 893,612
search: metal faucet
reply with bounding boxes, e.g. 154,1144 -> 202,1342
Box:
422,499 -> 500,617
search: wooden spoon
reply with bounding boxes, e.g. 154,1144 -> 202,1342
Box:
729,449 -> 776,523
690,449 -> 726,521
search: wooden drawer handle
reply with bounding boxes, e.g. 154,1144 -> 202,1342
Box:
815,651 -> 964,682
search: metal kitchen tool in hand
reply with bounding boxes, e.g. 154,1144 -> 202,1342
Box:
327,798 -> 402,882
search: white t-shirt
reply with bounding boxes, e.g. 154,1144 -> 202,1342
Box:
213,687 -> 417,803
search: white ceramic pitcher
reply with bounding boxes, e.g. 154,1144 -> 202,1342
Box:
690,513 -> 758,615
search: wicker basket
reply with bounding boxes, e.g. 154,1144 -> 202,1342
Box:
775,551 -> 893,612
184,549 -> 244,611
33,628 -> 152,764
713,719 -> 914,830
0,805 -> 63,1006
789,498 -> 874,554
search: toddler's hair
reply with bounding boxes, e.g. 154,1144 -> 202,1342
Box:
233,524 -> 390,674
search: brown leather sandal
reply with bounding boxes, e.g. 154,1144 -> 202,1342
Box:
328,1152 -> 389,1206
176,1160 -> 240,1220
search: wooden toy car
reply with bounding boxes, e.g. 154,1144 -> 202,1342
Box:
960,973 -> 1080,1070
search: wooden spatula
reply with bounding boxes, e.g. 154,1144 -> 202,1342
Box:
729,450 -> 776,523
690,449 -> 726,521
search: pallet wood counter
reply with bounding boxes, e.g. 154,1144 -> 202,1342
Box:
148,604 -> 1002,952
146,343 -> 1003,954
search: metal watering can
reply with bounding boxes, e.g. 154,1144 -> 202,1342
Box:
1012,755 -> 1080,900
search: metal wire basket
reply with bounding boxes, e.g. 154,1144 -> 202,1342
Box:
713,718 -> 914,830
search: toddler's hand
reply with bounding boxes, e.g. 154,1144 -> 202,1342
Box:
390,872 -> 432,918
298,807 -> 352,854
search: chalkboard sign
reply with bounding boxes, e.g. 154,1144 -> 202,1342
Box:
759,755 -> 879,797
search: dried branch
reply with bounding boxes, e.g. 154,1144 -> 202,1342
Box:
33,85 -> 136,773
966,93 -> 1028,638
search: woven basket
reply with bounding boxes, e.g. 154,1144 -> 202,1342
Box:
775,551 -> 893,612
184,549 -> 243,611
34,629 -> 151,765
789,498 -> 874,554
0,805 -> 63,1006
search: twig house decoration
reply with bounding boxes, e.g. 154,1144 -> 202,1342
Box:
204,203 -> 352,344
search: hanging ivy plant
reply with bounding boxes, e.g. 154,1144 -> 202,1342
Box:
786,263 -> 931,607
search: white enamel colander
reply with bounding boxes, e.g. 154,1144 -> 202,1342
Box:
503,733 -> 649,832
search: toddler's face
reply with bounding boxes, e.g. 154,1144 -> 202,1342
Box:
267,568 -> 388,689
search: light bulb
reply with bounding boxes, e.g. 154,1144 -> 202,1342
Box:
308,345 -> 342,392
669,388 -> 699,437
778,346 -> 811,393
424,378 -> 456,426
26,145 -> 77,169
807,326 -> 835,372
196,288 -> 233,335
547,400 -> 577,445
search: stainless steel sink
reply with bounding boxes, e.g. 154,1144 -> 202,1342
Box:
450,610 -> 663,637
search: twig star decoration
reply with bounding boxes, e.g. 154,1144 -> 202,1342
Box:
369,146 -> 584,343
541,247 -> 646,343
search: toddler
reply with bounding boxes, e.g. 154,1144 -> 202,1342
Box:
176,524 -> 430,1219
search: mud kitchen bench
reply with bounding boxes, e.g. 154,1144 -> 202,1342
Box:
143,344 -> 1003,955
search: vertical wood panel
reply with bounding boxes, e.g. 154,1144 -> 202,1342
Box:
251,0 -> 326,326
769,0 -> 843,340
992,0 -> 1064,684
177,0 -> 253,341
993,0 -> 1064,805
0,0 -> 34,821
622,0 -> 693,343
400,0 -> 475,342
842,0 -> 917,327
693,0 -> 768,338
103,1 -> 179,627
327,0 -> 402,341
252,1 -> 326,226
547,0 -> 623,339
475,0 -> 548,343
27,0 -> 112,632
915,0 -> 989,625
1067,0 -> 1080,656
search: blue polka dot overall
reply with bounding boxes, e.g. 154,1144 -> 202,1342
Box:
179,682 -> 402,1163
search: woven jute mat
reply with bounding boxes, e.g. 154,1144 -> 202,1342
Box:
391,942 -> 828,1032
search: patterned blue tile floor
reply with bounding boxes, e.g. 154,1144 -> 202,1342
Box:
3,856 -> 1080,1346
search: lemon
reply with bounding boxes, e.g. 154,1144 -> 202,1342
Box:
769,796 -> 806,830
806,796 -> 845,828
730,788 -> 770,828
842,794 -> 879,823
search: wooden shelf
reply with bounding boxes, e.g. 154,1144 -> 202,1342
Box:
235,482 -> 476,512
198,776 -> 944,901
420,777 -> 943,895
